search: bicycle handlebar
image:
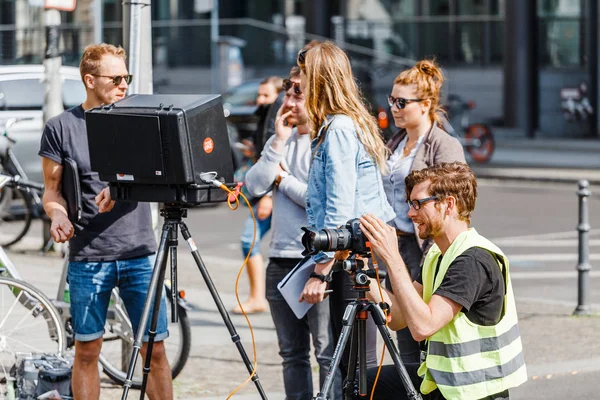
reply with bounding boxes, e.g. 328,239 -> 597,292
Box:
2,174 -> 45,193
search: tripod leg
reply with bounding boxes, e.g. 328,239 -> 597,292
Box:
139,243 -> 169,399
169,224 -> 179,323
370,304 -> 422,400
121,224 -> 170,400
315,303 -> 360,400
178,222 -> 269,400
357,319 -> 368,396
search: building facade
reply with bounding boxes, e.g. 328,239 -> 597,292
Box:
0,0 -> 597,138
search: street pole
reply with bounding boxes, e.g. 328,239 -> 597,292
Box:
94,0 -> 103,44
573,180 -> 592,316
122,0 -> 153,95
42,8 -> 63,249
211,0 -> 219,94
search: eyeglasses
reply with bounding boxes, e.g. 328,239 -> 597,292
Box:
92,74 -> 133,85
406,195 -> 438,210
282,79 -> 302,95
388,95 -> 423,109
297,48 -> 308,69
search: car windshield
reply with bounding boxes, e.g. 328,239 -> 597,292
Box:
222,81 -> 259,107
0,78 -> 86,110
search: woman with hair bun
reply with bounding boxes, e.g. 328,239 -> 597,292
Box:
381,59 -> 465,364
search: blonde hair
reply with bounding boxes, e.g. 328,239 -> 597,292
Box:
260,76 -> 284,92
80,43 -> 127,85
298,42 -> 388,171
394,59 -> 445,124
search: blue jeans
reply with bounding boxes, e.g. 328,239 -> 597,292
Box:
266,258 -> 342,400
240,204 -> 272,258
68,254 -> 169,342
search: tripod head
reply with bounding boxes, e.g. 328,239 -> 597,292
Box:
333,256 -> 387,289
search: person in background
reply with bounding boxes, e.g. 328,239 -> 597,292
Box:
233,76 -> 283,314
245,66 -> 342,400
297,41 -> 395,383
382,59 -> 465,363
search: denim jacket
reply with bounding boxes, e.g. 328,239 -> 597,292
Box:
306,115 -> 396,263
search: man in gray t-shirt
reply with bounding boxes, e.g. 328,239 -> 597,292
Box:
39,43 -> 171,400
245,67 -> 342,399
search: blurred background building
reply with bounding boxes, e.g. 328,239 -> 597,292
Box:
1,0 -> 598,139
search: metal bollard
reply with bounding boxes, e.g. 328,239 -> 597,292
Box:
573,180 -> 592,316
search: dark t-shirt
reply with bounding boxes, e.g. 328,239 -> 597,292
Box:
418,247 -> 506,326
39,105 -> 156,262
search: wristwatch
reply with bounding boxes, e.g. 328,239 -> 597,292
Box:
274,171 -> 289,188
310,270 -> 333,283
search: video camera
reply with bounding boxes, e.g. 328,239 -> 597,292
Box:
85,94 -> 235,205
301,218 -> 370,257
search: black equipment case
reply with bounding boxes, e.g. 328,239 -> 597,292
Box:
85,94 -> 235,204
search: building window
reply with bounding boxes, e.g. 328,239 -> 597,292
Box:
538,0 -> 582,68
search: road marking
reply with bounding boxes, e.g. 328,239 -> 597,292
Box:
509,254 -> 600,262
512,271 -> 600,279
492,230 -> 599,242
496,239 -> 600,247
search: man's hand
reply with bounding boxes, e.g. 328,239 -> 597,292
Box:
95,187 -> 115,213
359,214 -> 401,266
274,107 -> 294,142
50,215 -> 74,243
256,195 -> 273,220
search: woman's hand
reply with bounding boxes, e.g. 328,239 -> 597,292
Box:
299,277 -> 328,304
359,214 -> 400,266
300,260 -> 334,304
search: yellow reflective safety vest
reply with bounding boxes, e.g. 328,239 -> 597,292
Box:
417,228 -> 527,399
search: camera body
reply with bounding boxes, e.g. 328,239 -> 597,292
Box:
301,218 -> 369,257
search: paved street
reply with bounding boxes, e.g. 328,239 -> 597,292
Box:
3,176 -> 599,399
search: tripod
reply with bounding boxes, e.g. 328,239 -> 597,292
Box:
314,258 -> 422,400
121,204 -> 268,400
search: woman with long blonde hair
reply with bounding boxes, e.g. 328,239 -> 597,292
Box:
298,41 -> 395,381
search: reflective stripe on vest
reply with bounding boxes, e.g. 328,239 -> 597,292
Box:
418,228 -> 528,399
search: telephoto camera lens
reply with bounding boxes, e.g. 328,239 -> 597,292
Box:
301,227 -> 352,256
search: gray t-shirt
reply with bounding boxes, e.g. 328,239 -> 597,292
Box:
39,105 -> 156,262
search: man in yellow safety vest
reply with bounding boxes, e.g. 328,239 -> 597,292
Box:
360,162 -> 527,400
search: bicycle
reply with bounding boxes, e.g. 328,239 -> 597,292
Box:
0,174 -> 192,391
0,117 -> 49,248
444,94 -> 496,164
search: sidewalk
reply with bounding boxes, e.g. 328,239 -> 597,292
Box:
6,248 -> 600,399
468,127 -> 600,184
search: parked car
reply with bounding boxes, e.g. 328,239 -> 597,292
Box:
221,79 -> 262,170
0,65 -> 86,183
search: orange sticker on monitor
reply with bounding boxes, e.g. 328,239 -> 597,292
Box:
203,138 -> 214,154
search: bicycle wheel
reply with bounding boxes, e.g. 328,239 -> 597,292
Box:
99,288 -> 191,388
465,123 -> 495,164
0,276 -> 67,392
0,187 -> 33,247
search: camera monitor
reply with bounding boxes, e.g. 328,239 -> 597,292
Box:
86,94 -> 235,204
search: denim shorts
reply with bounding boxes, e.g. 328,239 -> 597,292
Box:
68,254 -> 169,342
240,204 -> 272,258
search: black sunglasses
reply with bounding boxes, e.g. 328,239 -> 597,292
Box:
93,74 -> 133,85
282,79 -> 302,95
406,195 -> 438,210
388,95 -> 423,109
297,48 -> 308,68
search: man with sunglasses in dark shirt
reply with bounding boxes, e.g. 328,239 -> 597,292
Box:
39,43 -> 172,400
